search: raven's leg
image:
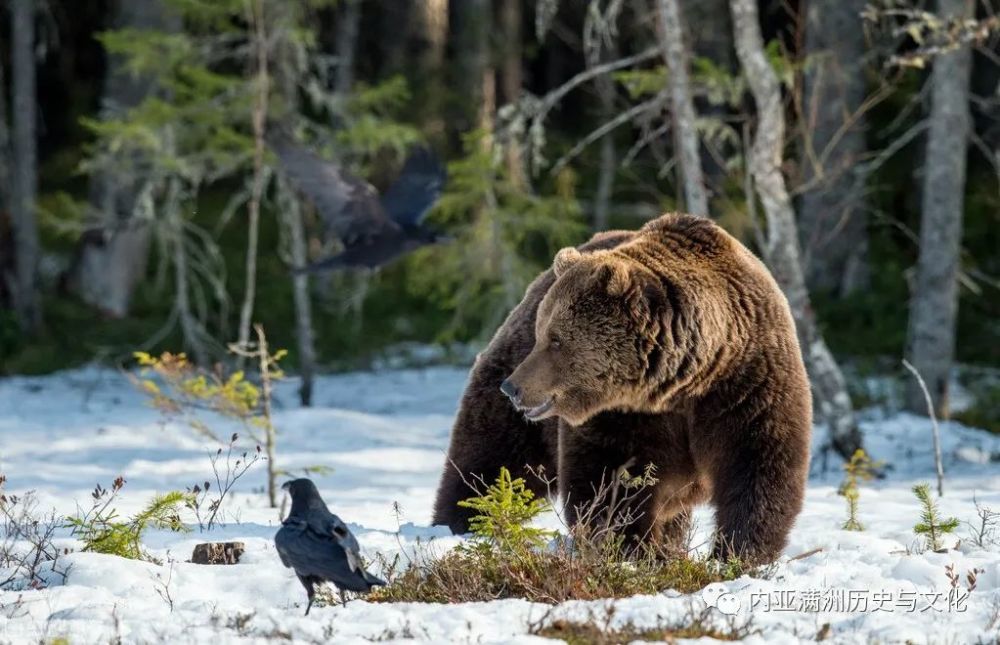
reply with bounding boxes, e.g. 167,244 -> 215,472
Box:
299,575 -> 316,616
339,590 -> 348,607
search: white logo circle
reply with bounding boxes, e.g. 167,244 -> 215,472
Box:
701,582 -> 728,607
716,592 -> 741,615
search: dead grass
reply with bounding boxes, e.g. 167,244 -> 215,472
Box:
530,605 -> 753,644
371,465 -> 754,605
369,535 -> 749,604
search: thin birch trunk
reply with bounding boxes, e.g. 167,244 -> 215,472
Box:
236,0 -> 270,365
255,324 -> 278,508
904,0 -> 973,418
730,0 -> 862,459
285,193 -> 316,407
656,0 -> 709,216
274,3 -> 318,407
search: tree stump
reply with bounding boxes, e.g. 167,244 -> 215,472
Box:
191,542 -> 245,565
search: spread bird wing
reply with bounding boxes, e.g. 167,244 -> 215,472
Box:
269,137 -> 403,246
379,146 -> 446,230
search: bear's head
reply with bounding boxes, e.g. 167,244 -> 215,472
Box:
500,246 -> 670,426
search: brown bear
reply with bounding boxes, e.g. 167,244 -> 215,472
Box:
432,213 -> 811,564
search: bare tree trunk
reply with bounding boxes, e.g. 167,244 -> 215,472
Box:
798,0 -> 870,296
69,0 -> 178,318
500,0 -> 526,186
9,0 -> 41,333
730,0 -> 861,459
254,324 -> 278,508
285,195 -> 316,407
414,0 -> 449,146
584,5 -> 619,232
593,122 -> 617,231
656,0 -> 709,216
236,0 -> 270,364
334,0 -> 361,96
274,3 -> 318,407
683,0 -> 734,185
904,0 -> 973,418
453,0 -> 494,137
0,58 -> 12,308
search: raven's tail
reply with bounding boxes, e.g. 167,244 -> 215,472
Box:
363,568 -> 387,588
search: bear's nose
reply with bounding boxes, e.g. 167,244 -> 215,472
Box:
499,378 -> 521,403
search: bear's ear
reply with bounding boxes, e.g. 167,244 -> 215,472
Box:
553,247 -> 583,277
600,260 -> 631,297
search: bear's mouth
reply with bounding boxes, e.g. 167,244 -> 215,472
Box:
521,396 -> 555,420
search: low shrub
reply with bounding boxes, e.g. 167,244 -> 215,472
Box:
0,476 -> 67,590
370,467 -> 748,604
66,477 -> 191,561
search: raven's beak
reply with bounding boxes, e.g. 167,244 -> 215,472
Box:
281,481 -> 292,491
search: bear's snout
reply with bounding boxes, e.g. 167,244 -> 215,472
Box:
499,378 -> 521,404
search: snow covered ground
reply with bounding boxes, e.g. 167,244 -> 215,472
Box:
1,366 -> 999,644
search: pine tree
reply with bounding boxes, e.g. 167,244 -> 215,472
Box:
912,483 -> 960,552
457,467 -> 554,553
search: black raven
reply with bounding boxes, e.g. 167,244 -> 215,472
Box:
271,138 -> 448,271
275,478 -> 385,615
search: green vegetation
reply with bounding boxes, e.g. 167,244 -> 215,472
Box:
456,466 -> 555,551
410,130 -> 585,340
839,449 -> 883,531
912,483 -> 960,552
132,331 -> 296,509
2,0 -> 998,444
66,477 -> 190,561
371,467 -> 748,604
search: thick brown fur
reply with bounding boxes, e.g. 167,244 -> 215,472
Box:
432,213 -> 812,565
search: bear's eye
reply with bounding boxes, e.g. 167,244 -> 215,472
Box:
549,336 -> 562,350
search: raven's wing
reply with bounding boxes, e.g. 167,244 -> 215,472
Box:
379,147 -> 446,230
270,138 -> 403,246
275,521 -> 376,592
306,512 -> 365,574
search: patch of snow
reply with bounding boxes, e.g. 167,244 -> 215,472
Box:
1,367 -> 999,643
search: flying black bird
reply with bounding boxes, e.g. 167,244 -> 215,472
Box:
271,138 -> 448,271
275,478 -> 386,615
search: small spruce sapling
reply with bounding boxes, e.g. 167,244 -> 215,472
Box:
67,477 -> 192,561
912,483 -> 960,552
839,449 -> 882,531
457,467 -> 554,554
